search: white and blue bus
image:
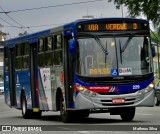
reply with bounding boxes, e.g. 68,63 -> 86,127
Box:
4,18 -> 155,122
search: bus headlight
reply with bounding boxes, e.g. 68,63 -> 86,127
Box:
76,83 -> 84,91
148,83 -> 154,89
84,90 -> 90,95
138,82 -> 154,94
76,83 -> 97,97
90,92 -> 96,97
138,88 -> 148,94
146,81 -> 154,91
79,86 -> 84,91
146,83 -> 154,92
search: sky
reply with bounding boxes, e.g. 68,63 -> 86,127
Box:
0,0 -> 129,39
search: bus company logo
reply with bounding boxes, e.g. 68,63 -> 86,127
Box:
119,68 -> 132,75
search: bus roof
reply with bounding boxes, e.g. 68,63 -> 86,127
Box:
4,17 -> 148,45
5,29 -> 50,45
64,17 -> 148,27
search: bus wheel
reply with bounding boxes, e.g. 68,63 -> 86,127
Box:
21,93 -> 32,119
59,96 -> 72,123
120,107 -> 135,121
32,110 -> 42,119
78,110 -> 90,118
36,111 -> 42,118
155,97 -> 160,106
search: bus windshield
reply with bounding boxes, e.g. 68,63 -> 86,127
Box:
76,35 -> 152,77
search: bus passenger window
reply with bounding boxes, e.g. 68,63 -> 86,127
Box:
46,36 -> 53,51
54,35 -> 62,65
45,36 -> 53,66
22,42 -> 29,69
38,39 -> 44,67
38,39 -> 44,52
16,44 -> 22,70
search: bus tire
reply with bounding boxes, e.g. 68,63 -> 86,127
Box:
81,112 -> 89,118
59,95 -> 72,123
120,107 -> 135,121
21,93 -> 32,119
32,110 -> 42,119
155,97 -> 160,106
78,110 -> 90,118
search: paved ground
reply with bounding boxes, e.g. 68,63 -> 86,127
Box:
0,95 -> 160,134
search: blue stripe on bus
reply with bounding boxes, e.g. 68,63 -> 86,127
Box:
69,102 -> 75,108
74,75 -> 154,94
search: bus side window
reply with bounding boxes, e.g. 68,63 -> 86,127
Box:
4,47 -> 9,72
22,42 -> 29,69
16,44 -> 22,70
54,35 -> 62,65
38,39 -> 44,67
45,36 -> 53,66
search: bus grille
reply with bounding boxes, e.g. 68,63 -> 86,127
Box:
100,98 -> 135,106
98,91 -> 137,95
91,95 -> 139,107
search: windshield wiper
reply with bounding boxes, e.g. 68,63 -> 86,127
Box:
119,34 -> 134,64
119,39 -> 123,63
94,35 -> 109,55
120,34 -> 134,53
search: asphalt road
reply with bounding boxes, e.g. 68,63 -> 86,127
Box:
0,95 -> 160,134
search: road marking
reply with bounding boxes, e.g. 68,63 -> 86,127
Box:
78,131 -> 89,134
136,113 -> 160,115
57,126 -> 72,130
77,131 -> 129,134
77,131 -> 130,134
115,132 -> 129,134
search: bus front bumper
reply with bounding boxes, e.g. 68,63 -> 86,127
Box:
75,89 -> 155,110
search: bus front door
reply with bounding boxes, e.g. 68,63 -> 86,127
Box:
30,43 -> 38,109
8,48 -> 16,106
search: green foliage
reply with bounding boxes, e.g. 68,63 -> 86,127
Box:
150,31 -> 160,44
0,73 -> 3,80
154,77 -> 159,84
108,0 -> 160,26
156,68 -> 159,74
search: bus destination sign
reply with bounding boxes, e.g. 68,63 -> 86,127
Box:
77,21 -> 148,32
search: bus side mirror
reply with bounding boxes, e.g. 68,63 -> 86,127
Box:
151,44 -> 156,57
69,39 -> 76,55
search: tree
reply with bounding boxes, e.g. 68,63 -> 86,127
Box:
19,31 -> 28,36
108,0 -> 160,26
150,31 -> 160,44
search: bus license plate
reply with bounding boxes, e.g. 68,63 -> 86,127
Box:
112,98 -> 125,104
